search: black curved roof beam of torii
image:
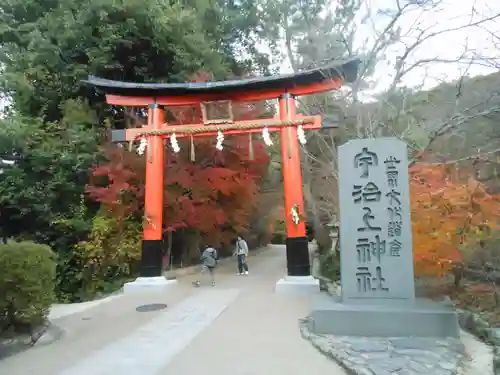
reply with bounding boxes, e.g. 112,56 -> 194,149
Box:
81,57 -> 361,106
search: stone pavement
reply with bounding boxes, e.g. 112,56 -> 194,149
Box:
300,319 -> 467,375
0,245 -> 348,375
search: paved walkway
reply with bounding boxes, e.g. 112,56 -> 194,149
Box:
0,245 -> 347,375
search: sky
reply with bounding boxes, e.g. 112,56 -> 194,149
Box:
273,0 -> 500,98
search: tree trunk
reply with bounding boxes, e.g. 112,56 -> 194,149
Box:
181,230 -> 202,266
164,231 -> 173,270
451,264 -> 463,289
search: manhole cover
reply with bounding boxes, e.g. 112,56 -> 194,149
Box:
136,303 -> 167,312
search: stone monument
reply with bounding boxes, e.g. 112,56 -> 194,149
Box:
308,137 -> 460,338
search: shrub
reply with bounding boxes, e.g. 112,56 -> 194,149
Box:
319,251 -> 341,282
462,232 -> 500,272
0,241 -> 56,336
313,223 -> 332,250
65,213 -> 141,302
270,231 -> 286,244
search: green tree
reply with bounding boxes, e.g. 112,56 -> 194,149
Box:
0,0 -> 271,122
0,100 -> 99,242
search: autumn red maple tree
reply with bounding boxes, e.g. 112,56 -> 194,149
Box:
410,163 -> 500,278
86,144 -> 145,219
86,70 -> 271,247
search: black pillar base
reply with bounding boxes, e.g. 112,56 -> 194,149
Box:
286,236 -> 311,276
140,239 -> 164,277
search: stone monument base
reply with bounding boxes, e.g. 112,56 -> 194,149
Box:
308,293 -> 459,338
123,276 -> 177,294
275,276 -> 320,295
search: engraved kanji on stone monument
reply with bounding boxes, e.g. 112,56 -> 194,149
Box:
384,156 -> 400,188
355,266 -> 389,293
338,138 -> 415,301
356,235 -> 386,263
357,207 -> 382,232
354,147 -> 378,178
389,238 -> 402,257
388,206 -> 403,237
352,182 -> 382,203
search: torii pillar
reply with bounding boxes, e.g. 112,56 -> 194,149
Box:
274,92 -> 320,294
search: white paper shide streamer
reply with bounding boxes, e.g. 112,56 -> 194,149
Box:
262,126 -> 273,146
216,130 -> 224,151
170,132 -> 180,153
297,125 -> 307,145
137,137 -> 148,155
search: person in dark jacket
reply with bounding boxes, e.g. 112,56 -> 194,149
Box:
193,245 -> 219,287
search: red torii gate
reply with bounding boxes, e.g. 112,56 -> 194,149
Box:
82,58 -> 359,292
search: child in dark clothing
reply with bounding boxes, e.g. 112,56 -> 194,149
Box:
193,245 -> 219,287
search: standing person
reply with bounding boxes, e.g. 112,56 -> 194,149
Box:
193,244 -> 219,287
234,235 -> 249,275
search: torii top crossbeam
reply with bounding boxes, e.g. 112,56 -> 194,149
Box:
82,58 -> 359,107
83,58 -> 360,142
80,57 -> 360,283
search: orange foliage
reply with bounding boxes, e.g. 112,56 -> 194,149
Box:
410,164 -> 500,277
